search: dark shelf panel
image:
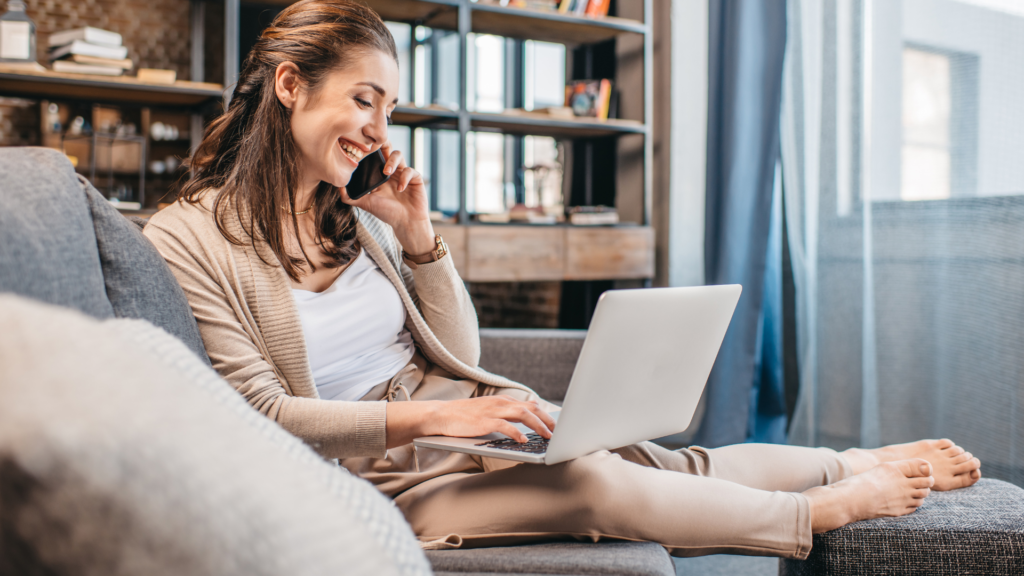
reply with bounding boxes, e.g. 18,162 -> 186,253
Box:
0,66 -> 223,107
470,112 -> 645,138
391,104 -> 459,128
250,0 -> 644,44
391,105 -> 645,138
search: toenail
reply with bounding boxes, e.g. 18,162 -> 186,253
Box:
920,464 -> 929,474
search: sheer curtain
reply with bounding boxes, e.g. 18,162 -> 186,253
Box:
783,0 -> 1024,485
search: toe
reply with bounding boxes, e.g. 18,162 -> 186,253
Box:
934,438 -> 955,450
910,475 -> 935,489
950,451 -> 972,465
911,487 -> 931,500
896,458 -> 933,478
952,457 -> 981,475
945,445 -> 966,457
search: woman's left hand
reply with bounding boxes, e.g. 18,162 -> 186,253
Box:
341,140 -> 436,255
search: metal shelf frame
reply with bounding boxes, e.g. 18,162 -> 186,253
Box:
229,0 -> 654,228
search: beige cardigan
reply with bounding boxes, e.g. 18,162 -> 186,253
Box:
144,194 -> 534,459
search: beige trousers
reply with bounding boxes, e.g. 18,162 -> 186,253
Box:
345,353 -> 852,559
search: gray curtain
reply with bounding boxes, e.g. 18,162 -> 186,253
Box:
695,0 -> 788,447
784,0 -> 1024,486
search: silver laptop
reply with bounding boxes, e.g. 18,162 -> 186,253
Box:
413,284 -> 741,465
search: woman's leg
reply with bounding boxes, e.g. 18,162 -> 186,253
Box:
395,449 -> 932,559
612,442 -> 852,492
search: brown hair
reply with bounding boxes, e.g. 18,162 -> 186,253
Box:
180,0 -> 397,281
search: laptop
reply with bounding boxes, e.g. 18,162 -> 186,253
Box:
413,284 -> 741,465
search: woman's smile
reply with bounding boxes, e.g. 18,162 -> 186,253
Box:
339,138 -> 367,166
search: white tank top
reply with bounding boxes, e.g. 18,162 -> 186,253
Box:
291,248 -> 416,401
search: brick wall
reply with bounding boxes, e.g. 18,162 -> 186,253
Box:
469,282 -> 562,329
0,0 -> 195,146
22,0 -> 192,80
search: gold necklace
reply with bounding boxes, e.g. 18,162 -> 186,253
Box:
285,203 -> 315,216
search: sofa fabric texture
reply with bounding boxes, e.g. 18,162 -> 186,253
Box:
478,329 -> 586,403
426,541 -> 675,576
0,147 -> 115,319
0,147 -> 209,365
0,295 -> 430,576
779,478 -> 1024,576
82,177 -> 211,365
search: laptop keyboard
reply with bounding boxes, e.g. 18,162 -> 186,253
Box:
476,433 -> 549,454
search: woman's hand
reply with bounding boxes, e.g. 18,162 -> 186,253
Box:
340,140 -> 436,256
385,396 -> 557,449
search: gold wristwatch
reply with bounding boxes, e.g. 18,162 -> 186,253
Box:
402,234 -> 448,268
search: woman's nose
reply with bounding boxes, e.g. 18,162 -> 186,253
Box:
365,110 -> 389,144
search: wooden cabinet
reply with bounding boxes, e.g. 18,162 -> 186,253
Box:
435,223 -> 654,282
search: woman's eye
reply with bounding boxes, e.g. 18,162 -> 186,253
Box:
387,115 -> 393,125
355,98 -> 373,109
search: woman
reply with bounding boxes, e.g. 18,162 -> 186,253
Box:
145,0 -> 982,558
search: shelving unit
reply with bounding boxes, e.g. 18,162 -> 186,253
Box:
236,0 -> 656,287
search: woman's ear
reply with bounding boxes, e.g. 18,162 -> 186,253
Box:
274,62 -> 302,109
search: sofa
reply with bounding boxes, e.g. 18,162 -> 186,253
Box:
0,147 -> 675,576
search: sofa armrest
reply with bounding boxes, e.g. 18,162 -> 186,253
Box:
478,328 -> 586,403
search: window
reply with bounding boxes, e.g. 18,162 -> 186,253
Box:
901,47 -> 952,201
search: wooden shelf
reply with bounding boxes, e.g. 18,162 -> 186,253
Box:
469,2 -> 646,45
391,105 -> 644,138
0,66 -> 223,107
470,111 -> 644,138
434,223 -> 654,282
252,0 -> 644,45
392,104 -> 459,127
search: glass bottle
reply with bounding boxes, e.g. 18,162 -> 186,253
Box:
0,0 -> 36,63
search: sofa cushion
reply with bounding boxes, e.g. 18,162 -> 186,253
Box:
0,147 -> 114,319
779,478 -> 1024,576
81,178 -> 211,365
426,541 -> 675,576
479,329 -> 586,402
0,295 -> 430,576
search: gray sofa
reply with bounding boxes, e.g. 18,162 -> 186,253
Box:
0,147 -> 675,576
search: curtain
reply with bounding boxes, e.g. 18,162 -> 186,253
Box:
696,0 -> 790,446
783,0 -> 1024,486
695,0 -> 788,447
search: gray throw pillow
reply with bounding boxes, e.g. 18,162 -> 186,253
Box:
81,177 -> 211,365
0,147 -> 114,319
0,295 -> 430,576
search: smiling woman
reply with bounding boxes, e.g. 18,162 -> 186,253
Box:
141,0 -> 983,562
179,0 -> 409,284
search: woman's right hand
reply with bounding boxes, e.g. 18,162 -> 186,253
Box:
385,396 -> 556,449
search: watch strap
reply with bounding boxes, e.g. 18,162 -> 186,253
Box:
402,234 -> 448,268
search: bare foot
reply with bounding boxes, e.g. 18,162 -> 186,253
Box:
842,439 -> 981,491
804,459 -> 934,533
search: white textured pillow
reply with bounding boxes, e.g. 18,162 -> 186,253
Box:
0,295 -> 430,576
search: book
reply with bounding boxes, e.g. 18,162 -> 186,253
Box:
49,40 -> 128,61
69,54 -> 132,70
565,79 -> 612,119
568,205 -> 619,225
558,0 -> 572,13
51,60 -> 123,76
585,0 -> 610,17
48,26 -> 122,48
137,68 -> 176,84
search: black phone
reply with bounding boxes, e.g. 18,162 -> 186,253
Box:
346,148 -> 391,200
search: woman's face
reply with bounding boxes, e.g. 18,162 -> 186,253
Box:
281,49 -> 399,191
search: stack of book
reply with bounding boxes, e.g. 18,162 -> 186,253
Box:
557,0 -> 610,17
48,27 -> 131,77
568,205 -> 619,225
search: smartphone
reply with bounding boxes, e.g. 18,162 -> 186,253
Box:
346,148 -> 391,200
